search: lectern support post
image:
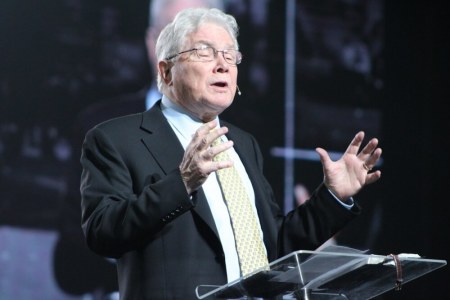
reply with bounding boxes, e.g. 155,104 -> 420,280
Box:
295,288 -> 312,300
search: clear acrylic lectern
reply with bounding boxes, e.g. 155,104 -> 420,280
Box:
195,246 -> 447,299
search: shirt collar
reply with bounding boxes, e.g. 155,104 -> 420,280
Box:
161,95 -> 220,142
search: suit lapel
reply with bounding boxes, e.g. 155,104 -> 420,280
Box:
140,104 -> 183,172
140,103 -> 220,240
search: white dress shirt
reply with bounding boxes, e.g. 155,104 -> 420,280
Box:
160,95 -> 265,283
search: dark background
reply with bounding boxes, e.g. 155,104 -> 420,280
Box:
0,0 -> 449,299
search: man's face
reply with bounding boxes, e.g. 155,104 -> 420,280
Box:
169,23 -> 238,121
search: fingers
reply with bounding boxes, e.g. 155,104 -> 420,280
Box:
180,121 -> 233,194
344,131 -> 382,172
192,120 -> 227,150
192,120 -> 218,150
362,148 -> 382,171
365,169 -> 382,184
359,137 -> 379,158
315,147 -> 331,166
344,131 -> 365,155
358,135 -> 382,172
183,120 -> 233,174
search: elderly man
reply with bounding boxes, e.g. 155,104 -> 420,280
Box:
54,1 -> 224,298
80,8 -> 382,299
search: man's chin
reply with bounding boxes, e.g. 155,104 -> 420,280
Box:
205,94 -> 234,108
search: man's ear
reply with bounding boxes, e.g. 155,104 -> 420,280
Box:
158,60 -> 173,86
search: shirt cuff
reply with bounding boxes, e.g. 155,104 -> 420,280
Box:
327,188 -> 354,210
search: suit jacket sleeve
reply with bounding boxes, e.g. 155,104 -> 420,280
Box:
277,182 -> 361,256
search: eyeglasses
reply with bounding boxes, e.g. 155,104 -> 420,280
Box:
165,45 -> 242,65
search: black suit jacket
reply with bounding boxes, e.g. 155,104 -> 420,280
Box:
80,101 -> 361,299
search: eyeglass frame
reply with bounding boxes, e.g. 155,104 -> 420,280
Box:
165,45 -> 242,65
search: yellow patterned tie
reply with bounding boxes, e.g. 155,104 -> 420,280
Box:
213,138 -> 269,276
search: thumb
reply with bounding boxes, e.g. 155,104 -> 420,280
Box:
315,147 -> 332,167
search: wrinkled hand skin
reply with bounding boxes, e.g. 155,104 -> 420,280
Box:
316,131 -> 382,201
179,120 -> 233,195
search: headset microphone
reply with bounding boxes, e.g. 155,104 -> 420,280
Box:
236,85 -> 242,96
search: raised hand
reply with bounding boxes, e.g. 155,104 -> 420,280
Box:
315,131 -> 382,201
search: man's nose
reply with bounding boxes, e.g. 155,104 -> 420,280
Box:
214,53 -> 229,72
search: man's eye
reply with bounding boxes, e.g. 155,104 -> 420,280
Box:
197,50 -> 212,57
224,53 -> 233,60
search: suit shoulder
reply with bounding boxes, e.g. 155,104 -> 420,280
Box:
74,89 -> 147,131
94,113 -> 143,131
83,113 -> 146,148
